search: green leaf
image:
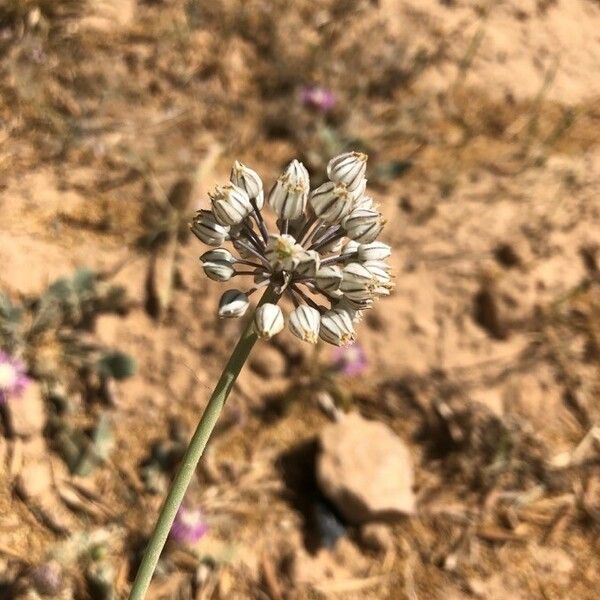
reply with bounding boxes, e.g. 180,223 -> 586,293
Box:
0,293 -> 22,323
96,351 -> 137,380
47,277 -> 73,301
71,268 -> 97,294
372,160 -> 413,181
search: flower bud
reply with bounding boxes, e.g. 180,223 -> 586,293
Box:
338,294 -> 374,312
254,303 -> 285,339
218,289 -> 250,318
296,250 -> 320,277
268,159 -> 309,219
319,309 -> 356,346
363,259 -> 391,277
335,297 -> 367,321
230,161 -> 264,209
200,248 -> 235,264
288,305 -> 320,344
357,241 -> 391,262
340,239 -> 360,260
191,210 -> 230,246
265,234 -> 304,272
316,265 -> 343,293
364,261 -> 393,293
342,208 -> 384,243
327,151 -> 368,192
210,183 -> 253,226
340,262 -> 375,300
202,258 -> 235,282
320,236 -> 344,254
354,192 -> 374,210
309,181 -> 355,223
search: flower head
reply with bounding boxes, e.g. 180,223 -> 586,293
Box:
170,506 -> 209,544
0,351 -> 29,404
190,152 -> 391,346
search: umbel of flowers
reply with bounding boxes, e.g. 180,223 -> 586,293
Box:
191,152 -> 392,346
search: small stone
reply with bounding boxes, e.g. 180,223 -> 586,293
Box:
16,461 -> 53,501
249,345 -> 286,378
360,523 -> 395,553
5,381 -> 46,438
316,412 -> 416,524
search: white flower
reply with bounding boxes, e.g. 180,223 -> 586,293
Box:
340,262 -> 375,300
200,248 -> 235,264
357,241 -> 391,262
288,305 -> 320,343
319,309 -> 356,346
316,265 -> 343,293
265,234 -> 304,272
335,297 -> 366,322
254,303 -> 285,339
210,183 -> 253,226
218,290 -> 250,318
192,151 -> 391,342
230,161 -> 264,209
268,160 -> 309,219
327,152 -> 368,192
296,250 -> 321,278
191,210 -> 230,246
342,208 -> 384,243
309,181 -> 355,223
354,192 -> 374,210
340,239 -> 360,260
203,259 -> 235,282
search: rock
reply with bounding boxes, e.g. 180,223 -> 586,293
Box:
316,412 -> 416,524
5,382 -> 46,438
249,345 -> 286,378
360,523 -> 395,553
16,461 -> 53,501
78,0 -> 136,32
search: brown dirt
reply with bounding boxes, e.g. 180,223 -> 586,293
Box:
1,0 -> 600,598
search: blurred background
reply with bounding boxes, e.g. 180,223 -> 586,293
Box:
1,0 -> 600,598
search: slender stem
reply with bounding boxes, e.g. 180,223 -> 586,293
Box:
235,269 -> 266,276
246,279 -> 270,297
234,240 -> 270,269
250,200 -> 270,243
308,224 -> 339,249
310,230 -> 345,253
242,222 -> 265,251
291,284 -> 323,312
298,215 -> 319,246
320,252 -> 356,266
235,259 -> 265,269
128,286 -> 280,600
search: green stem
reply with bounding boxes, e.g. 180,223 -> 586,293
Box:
128,286 -> 280,600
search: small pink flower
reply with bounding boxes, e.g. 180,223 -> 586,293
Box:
300,86 -> 336,113
170,506 -> 208,544
0,351 -> 29,404
331,342 -> 367,376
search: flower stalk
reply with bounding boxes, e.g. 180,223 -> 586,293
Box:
128,285 -> 279,600
130,151 -> 393,598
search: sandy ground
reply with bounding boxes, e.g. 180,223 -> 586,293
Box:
1,1 -> 600,598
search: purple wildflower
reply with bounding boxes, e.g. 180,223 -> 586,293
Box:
300,86 -> 336,113
170,506 -> 208,544
0,351 -> 29,404
331,342 -> 367,376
